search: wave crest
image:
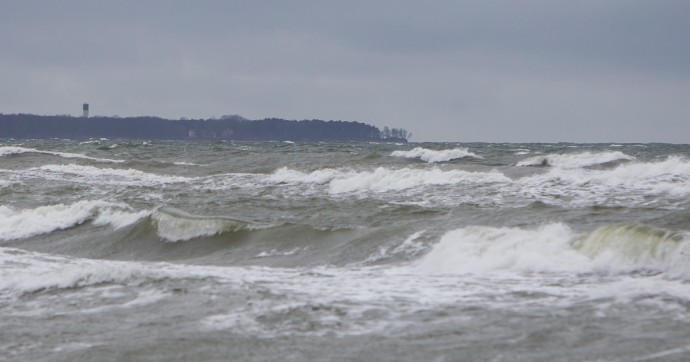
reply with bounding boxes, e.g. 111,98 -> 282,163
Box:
391,147 -> 480,163
414,223 -> 690,277
0,146 -> 123,163
516,151 -> 634,168
414,223 -> 584,274
268,167 -> 510,193
37,164 -> 194,185
0,200 -> 147,241
573,224 -> 685,263
153,208 -> 271,242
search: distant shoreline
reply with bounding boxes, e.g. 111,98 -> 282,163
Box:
0,114 -> 409,143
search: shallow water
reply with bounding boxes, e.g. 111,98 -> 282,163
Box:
2,140 -> 690,361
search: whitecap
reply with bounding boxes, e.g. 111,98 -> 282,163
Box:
391,147 -> 480,163
37,164 -> 194,185
0,146 -> 124,163
266,166 -> 510,194
518,155 -> 690,202
414,223 -> 690,278
173,161 -> 204,166
92,208 -> 151,229
327,167 -> 508,193
516,151 -> 634,168
414,223 -> 586,274
0,200 -> 145,241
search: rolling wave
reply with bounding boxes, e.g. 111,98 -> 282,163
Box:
516,151 -> 634,168
390,147 -> 481,163
414,223 -> 690,278
518,155 -> 690,204
265,155 -> 690,208
0,202 -> 364,266
0,247 -> 180,296
267,166 -> 510,193
37,164 -> 194,185
0,146 -> 123,163
572,223 -> 684,262
153,207 -> 274,242
0,200 -> 146,241
0,201 -> 274,244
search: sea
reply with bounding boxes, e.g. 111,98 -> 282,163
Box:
2,139 -> 690,361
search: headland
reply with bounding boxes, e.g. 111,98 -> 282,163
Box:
0,113 -> 409,142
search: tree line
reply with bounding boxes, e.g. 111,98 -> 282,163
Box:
0,113 -> 409,142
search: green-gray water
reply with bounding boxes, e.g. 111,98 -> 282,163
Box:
2,140 -> 690,361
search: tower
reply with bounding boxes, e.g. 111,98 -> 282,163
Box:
82,103 -> 89,118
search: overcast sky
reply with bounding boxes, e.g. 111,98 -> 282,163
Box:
1,1 -> 689,142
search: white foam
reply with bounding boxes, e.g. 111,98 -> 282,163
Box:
77,289 -> 169,314
391,230 -> 428,256
0,179 -> 16,189
0,200 -> 149,241
0,200 -> 134,241
255,247 -> 301,258
92,208 -> 151,229
518,155 -> 690,204
328,167 -> 509,193
516,151 -> 634,168
3,240 -> 690,340
0,146 -> 123,163
267,167 -> 340,185
266,154 -> 690,208
52,343 -> 96,353
414,223 -> 589,274
361,230 -> 428,264
589,156 -> 690,196
414,223 -> 690,277
513,149 -> 530,156
0,248 -> 157,294
37,164 -> 193,185
391,147 -> 480,163
267,167 -> 510,194
174,161 -> 204,166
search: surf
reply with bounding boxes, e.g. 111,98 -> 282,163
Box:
390,147 -> 481,163
0,146 -> 124,163
413,223 -> 690,278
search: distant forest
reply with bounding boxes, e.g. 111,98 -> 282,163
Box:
0,114 -> 409,142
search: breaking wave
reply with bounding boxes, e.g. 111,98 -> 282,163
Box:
153,208 -> 273,242
572,224 -> 684,261
0,180 -> 16,189
414,223 -> 690,278
0,146 -> 123,163
0,200 -> 148,241
264,155 -> 690,207
516,151 -> 634,168
0,201 -> 277,244
35,164 -> 194,185
391,147 -> 480,163
0,248 -> 180,296
267,167 -> 510,193
518,155 -> 690,203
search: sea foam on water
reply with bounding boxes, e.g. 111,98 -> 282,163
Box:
415,222 -> 690,278
0,200 -> 138,241
4,141 -> 690,361
390,147 -> 481,163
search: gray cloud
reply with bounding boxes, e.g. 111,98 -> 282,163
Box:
1,0 -> 689,142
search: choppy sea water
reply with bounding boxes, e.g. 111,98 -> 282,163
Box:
2,139 -> 690,361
